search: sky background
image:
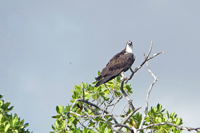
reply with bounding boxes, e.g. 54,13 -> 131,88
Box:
0,1 -> 200,132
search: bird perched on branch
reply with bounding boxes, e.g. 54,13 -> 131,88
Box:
95,41 -> 135,87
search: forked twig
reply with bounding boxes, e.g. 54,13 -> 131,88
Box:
117,41 -> 163,133
125,41 -> 164,83
116,107 -> 142,132
138,55 -> 158,130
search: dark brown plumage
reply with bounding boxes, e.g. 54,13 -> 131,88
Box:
95,41 -> 135,87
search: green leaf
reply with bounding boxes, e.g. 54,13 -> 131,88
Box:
99,92 -> 105,97
176,118 -> 181,125
7,106 -> 14,112
56,105 -> 64,114
105,128 -> 112,133
64,106 -> 70,114
171,111 -> 175,118
157,117 -> 162,123
167,111 -> 169,118
52,115 -> 62,119
12,114 -> 19,127
153,107 -> 157,113
85,93 -> 92,100
55,120 -> 60,129
24,123 -> 29,128
115,91 -> 121,97
104,89 -> 110,95
89,85 -> 95,92
0,114 -> 3,122
70,116 -> 76,122
84,82 -> 88,89
0,94 -> 3,99
20,119 -> 25,126
88,121 -> 95,127
62,120 -> 67,128
0,100 -> 3,107
116,76 -> 121,83
52,125 -> 56,131
13,129 -> 18,133
157,103 -> 162,111
102,123 -> 107,132
4,123 -> 10,132
56,106 -> 59,114
2,102 -> 10,110
98,71 -> 101,76
161,109 -> 165,112
75,85 -> 82,92
169,118 -> 173,122
92,94 -> 98,100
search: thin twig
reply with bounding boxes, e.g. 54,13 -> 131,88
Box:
68,99 -> 119,124
111,96 -> 123,113
115,124 -> 133,133
104,92 -> 117,111
126,51 -> 163,82
116,107 -> 142,131
126,41 -> 153,82
125,40 -> 163,83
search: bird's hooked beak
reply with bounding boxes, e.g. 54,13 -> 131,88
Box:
127,41 -> 132,46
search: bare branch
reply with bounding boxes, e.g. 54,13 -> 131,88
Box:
68,99 -> 119,125
110,96 -> 123,113
125,41 -> 163,82
116,107 -> 142,131
137,122 -> 200,132
126,51 -> 163,82
126,41 -> 152,81
104,93 -> 120,112
120,79 -> 135,111
117,41 -> 163,132
138,55 -> 159,130
115,124 -> 134,133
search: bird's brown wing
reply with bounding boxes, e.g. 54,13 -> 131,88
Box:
106,53 -> 134,76
95,53 -> 134,87
95,49 -> 126,80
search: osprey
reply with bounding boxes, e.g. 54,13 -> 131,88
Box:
95,41 -> 135,87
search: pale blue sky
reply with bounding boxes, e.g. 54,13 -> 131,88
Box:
0,1 -> 200,132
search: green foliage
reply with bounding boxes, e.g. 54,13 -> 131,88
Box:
51,72 -> 184,133
144,103 -> 183,133
0,94 -> 30,133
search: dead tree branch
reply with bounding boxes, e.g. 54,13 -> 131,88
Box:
125,41 -> 164,82
115,124 -> 134,133
121,79 -> 135,111
65,41 -> 200,133
68,99 -> 119,125
138,55 -> 159,130
117,41 -> 163,132
116,107 -> 142,132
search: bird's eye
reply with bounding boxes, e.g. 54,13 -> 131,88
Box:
128,41 -> 132,46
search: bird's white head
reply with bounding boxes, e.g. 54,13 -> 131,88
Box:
125,41 -> 133,53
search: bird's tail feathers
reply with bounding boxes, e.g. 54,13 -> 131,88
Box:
95,75 -> 102,81
95,76 -> 112,87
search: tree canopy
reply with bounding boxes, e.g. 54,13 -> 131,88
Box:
0,94 -> 30,133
